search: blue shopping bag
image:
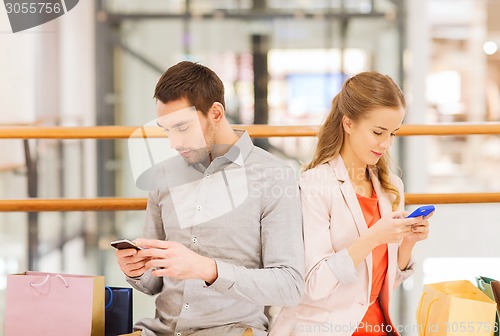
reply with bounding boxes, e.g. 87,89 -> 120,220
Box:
105,287 -> 133,336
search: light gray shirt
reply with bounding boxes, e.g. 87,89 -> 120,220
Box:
127,130 -> 305,336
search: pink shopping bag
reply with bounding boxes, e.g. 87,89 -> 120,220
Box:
5,271 -> 105,336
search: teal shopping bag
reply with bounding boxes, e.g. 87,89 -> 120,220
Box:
476,276 -> 500,336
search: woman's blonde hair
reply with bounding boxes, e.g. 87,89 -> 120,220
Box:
305,71 -> 405,210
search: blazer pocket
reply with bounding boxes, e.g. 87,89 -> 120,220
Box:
281,304 -> 330,323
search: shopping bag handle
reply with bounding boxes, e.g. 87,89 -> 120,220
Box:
417,292 -> 439,336
476,276 -> 488,291
105,286 -> 114,309
30,274 -> 69,288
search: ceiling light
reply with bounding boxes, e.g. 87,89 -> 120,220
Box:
483,41 -> 497,55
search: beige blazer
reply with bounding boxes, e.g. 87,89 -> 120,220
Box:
269,156 -> 414,336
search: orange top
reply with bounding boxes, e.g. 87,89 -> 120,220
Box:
352,191 -> 388,336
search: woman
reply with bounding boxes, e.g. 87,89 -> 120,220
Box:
270,72 -> 431,336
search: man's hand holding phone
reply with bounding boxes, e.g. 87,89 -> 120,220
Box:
135,239 -> 218,284
112,239 -> 150,278
112,238 -> 218,283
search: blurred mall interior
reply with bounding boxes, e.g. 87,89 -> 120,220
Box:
0,0 -> 499,335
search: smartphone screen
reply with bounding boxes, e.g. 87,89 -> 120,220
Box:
110,239 -> 143,250
406,205 -> 435,218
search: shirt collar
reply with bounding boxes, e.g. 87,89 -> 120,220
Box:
223,129 -> 253,167
192,129 -> 253,173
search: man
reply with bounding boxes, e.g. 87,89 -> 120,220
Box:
116,61 -> 304,336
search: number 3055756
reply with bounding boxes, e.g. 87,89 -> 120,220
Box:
5,2 -> 62,14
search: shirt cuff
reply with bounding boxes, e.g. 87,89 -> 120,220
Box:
126,270 -> 155,295
396,257 -> 415,286
207,260 -> 236,293
326,249 -> 359,285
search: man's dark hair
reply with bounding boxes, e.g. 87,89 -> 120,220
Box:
154,61 -> 225,115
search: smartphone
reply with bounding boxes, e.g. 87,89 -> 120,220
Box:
406,205 -> 435,218
110,239 -> 143,250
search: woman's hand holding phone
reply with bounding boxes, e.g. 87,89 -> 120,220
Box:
368,211 -> 417,245
403,206 -> 435,244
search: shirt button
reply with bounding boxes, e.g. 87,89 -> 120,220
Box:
192,237 -> 197,243
196,205 -> 202,211
176,333 -> 181,336
205,174 -> 210,179
184,303 -> 189,310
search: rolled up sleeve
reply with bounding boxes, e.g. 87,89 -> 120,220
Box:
326,249 -> 359,285
395,256 -> 415,288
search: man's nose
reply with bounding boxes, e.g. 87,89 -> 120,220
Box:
168,134 -> 182,150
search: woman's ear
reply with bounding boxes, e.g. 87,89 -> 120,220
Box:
209,102 -> 225,123
342,116 -> 353,134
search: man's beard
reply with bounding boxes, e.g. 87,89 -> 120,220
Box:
179,147 -> 211,166
181,125 -> 218,166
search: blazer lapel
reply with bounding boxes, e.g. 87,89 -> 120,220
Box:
370,167 -> 398,292
329,156 -> 373,287
330,156 -> 369,237
340,180 -> 368,237
369,168 -> 391,216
